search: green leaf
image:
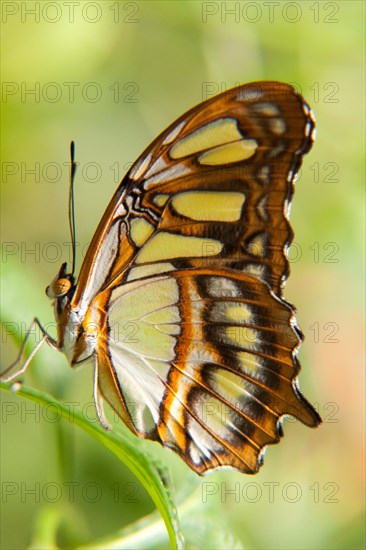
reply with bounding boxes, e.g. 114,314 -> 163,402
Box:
0,380 -> 184,549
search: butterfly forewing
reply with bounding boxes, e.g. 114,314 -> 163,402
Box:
74,82 -> 314,303
66,82 -> 319,474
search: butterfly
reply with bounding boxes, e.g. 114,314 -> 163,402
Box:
2,81 -> 321,475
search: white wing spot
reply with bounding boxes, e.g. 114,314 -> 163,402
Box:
254,102 -> 280,116
237,88 -> 264,102
143,164 -> 191,189
162,120 -> 186,145
129,152 -> 152,181
269,118 -> 286,135
258,165 -> 270,184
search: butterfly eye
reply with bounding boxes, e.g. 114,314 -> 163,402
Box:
46,278 -> 72,298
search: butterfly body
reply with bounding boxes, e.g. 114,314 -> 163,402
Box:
6,81 -> 321,474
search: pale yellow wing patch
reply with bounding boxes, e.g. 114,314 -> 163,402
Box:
170,117 -> 243,159
130,218 -> 155,247
108,276 -> 180,367
136,232 -> 223,264
153,194 -> 171,207
198,139 -> 257,166
126,262 -> 176,282
172,191 -> 245,222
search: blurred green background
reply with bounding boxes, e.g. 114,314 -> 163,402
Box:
1,1 -> 365,549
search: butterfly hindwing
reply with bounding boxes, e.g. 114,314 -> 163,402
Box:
93,267 -> 318,474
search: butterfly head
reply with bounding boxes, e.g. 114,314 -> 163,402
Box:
45,262 -> 75,301
45,262 -> 80,357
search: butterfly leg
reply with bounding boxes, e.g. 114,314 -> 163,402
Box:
1,318 -> 58,382
93,357 -> 112,431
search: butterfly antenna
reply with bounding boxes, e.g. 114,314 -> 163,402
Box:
69,141 -> 77,276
